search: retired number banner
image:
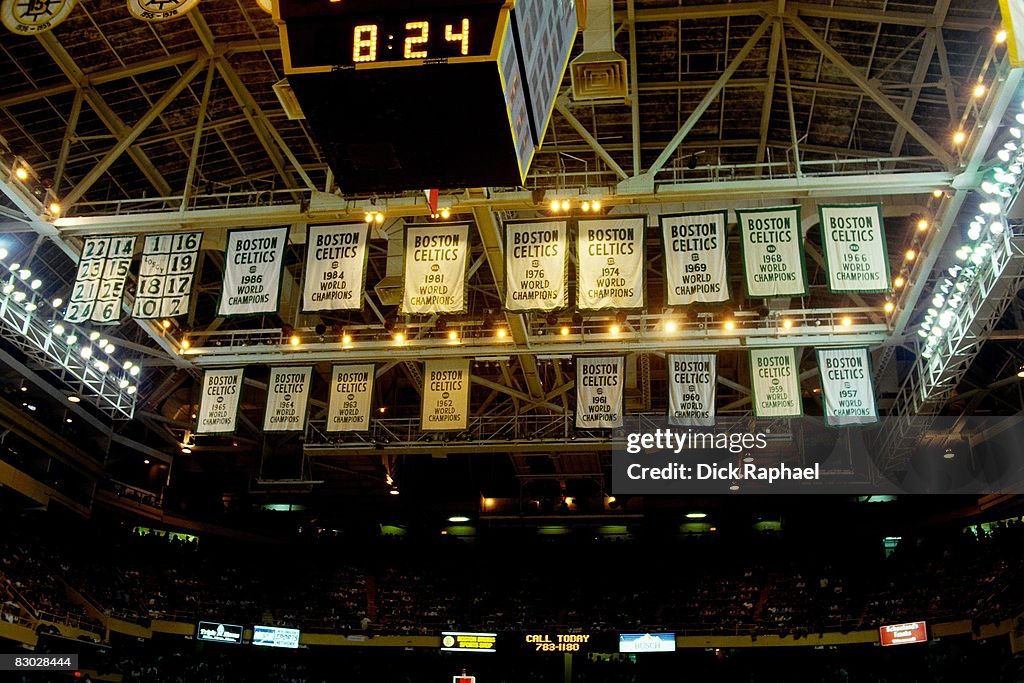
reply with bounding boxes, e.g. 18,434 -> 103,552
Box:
577,217 -> 645,310
504,219 -> 567,312
818,204 -> 890,293
133,231 -> 202,319
576,356 -> 624,428
737,206 -> 807,298
218,227 -> 288,316
302,224 -> 368,312
661,211 -> 729,305
66,235 -> 136,324
197,368 -> 243,434
817,348 -> 878,426
326,364 -> 374,432
750,348 -> 802,418
421,358 -> 471,431
402,224 -> 470,315
263,366 -> 313,432
668,353 -> 716,427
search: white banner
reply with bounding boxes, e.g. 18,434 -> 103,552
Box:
750,348 -> 802,417
817,348 -> 879,426
133,231 -> 202,319
197,368 -> 244,434
402,224 -> 470,315
302,223 -> 369,311
668,353 -> 716,427
218,227 -> 288,316
818,204 -> 890,293
576,356 -> 624,428
1001,0 -> 1024,67
504,220 -> 567,312
263,366 -> 313,432
65,235 -> 136,325
661,211 -> 729,306
577,217 -> 645,310
737,206 -> 807,298
422,359 -> 471,431
326,364 -> 374,432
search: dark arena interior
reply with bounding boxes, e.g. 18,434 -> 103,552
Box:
3,0 -> 1024,681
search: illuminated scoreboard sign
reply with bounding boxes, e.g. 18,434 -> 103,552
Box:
524,633 -> 591,653
441,632 -> 497,653
273,0 -> 578,193
879,621 -> 928,646
275,0 -> 505,73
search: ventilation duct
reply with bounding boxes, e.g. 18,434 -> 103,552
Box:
570,0 -> 628,101
373,222 -> 405,306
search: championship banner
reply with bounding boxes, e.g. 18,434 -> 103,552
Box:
1001,0 -> 1024,67
660,211 -> 729,306
667,353 -> 716,427
421,358 -> 471,431
326,364 -> 374,432
218,227 -> 288,317
263,366 -> 313,432
749,348 -> 803,418
302,223 -> 369,312
577,216 -> 645,310
402,224 -> 470,315
196,368 -> 244,434
576,356 -> 624,428
737,206 -> 807,298
817,348 -> 879,426
818,204 -> 890,293
133,231 -> 202,319
504,219 -> 568,312
65,235 -> 137,325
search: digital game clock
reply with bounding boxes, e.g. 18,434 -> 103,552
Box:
275,0 -> 506,74
274,0 -> 578,193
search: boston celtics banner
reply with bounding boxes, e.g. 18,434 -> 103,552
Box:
504,219 -> 568,312
668,353 -> 716,427
817,348 -> 879,426
576,356 -> 624,428
421,358 -> 470,431
402,224 -> 470,315
133,231 -> 202,319
661,211 -> 729,306
218,227 -> 288,316
1000,0 -> 1024,67
196,368 -> 243,434
577,216 -> 645,310
263,366 -> 313,432
326,364 -> 374,432
749,348 -> 802,417
65,235 -> 137,324
737,206 -> 807,298
818,204 -> 889,293
302,223 -> 369,311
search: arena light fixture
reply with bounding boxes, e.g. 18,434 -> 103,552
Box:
685,512 -> 707,519
448,516 -> 471,523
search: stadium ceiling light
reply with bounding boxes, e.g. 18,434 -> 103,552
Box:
1017,364 -> 1024,379
943,448 -> 956,460
685,512 -> 707,519
448,516 -> 471,523
389,486 -> 400,496
67,394 -> 80,403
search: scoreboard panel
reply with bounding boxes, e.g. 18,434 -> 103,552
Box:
274,0 -> 578,192
276,0 -> 507,74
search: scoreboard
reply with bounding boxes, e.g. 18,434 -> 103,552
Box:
274,0 -> 578,192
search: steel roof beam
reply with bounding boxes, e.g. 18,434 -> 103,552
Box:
35,32 -> 172,198
786,13 -> 957,171
62,58 -> 208,209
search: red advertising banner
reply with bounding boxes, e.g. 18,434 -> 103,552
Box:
879,621 -> 928,646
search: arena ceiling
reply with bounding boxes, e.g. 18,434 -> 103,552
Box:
0,0 -> 1022,514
